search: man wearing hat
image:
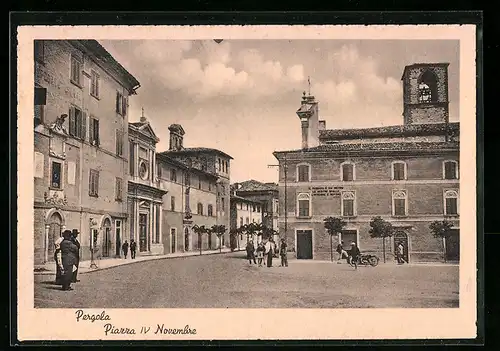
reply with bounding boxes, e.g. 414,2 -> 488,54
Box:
71,229 -> 81,283
59,230 -> 79,291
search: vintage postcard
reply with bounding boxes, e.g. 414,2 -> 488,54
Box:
17,24 -> 477,341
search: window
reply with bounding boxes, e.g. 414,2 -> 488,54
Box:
392,190 -> 407,217
444,190 -> 459,216
443,161 -> 458,180
170,168 -> 177,182
139,160 -> 149,180
197,203 -> 203,215
89,169 -> 99,197
208,182 -> 212,191
253,205 -> 256,212
240,217 -> 244,227
257,205 -> 261,212
34,86 -> 46,126
246,217 -> 250,225
129,141 -> 135,176
155,205 -> 160,243
115,177 -> 123,201
418,70 -> 438,103
34,40 -> 44,63
341,162 -> 355,181
297,193 -> 311,217
115,130 -> 124,156
221,198 -> 225,211
90,70 -> 100,98
198,177 -> 202,190
157,163 -> 162,179
70,54 -> 82,86
218,159 -> 221,172
170,196 -> 176,211
341,191 -> 356,217
208,204 -> 213,217
297,164 -> 310,182
89,117 -> 100,146
68,106 -> 86,140
392,161 -> 407,181
116,91 -> 127,116
51,161 -> 62,189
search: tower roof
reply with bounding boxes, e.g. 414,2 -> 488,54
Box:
401,62 -> 450,80
168,124 -> 185,135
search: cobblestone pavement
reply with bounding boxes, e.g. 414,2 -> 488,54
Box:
34,252 -> 459,308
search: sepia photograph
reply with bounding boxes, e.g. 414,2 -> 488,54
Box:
17,24 -> 477,341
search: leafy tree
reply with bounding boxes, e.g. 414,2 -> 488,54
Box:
210,224 -> 227,253
429,220 -> 454,262
368,216 -> 394,263
323,217 -> 347,262
192,224 -> 208,255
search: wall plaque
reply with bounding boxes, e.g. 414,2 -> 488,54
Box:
311,186 -> 344,197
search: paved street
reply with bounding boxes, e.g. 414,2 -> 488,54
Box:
34,252 -> 459,308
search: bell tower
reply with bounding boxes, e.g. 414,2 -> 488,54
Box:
168,124 -> 185,151
296,77 -> 320,149
401,63 -> 450,125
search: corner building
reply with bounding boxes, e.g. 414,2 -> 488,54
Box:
33,40 -> 140,264
273,63 -> 460,263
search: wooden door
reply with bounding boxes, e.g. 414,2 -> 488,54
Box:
296,230 -> 313,259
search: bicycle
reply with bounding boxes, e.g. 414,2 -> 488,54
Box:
348,254 -> 379,267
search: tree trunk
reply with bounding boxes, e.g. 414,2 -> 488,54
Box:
220,236 -> 222,253
199,234 -> 202,256
382,237 -> 386,263
330,234 -> 333,262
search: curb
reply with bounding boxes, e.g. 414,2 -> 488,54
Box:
34,249 -> 235,276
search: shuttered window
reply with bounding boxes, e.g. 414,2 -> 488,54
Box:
115,177 -> 123,201
116,130 -> 124,156
70,55 -> 82,86
297,165 -> 310,182
68,106 -> 86,140
342,163 -> 354,181
392,162 -> 406,180
444,161 -> 458,179
89,169 -> 99,197
89,117 -> 99,146
90,70 -> 100,98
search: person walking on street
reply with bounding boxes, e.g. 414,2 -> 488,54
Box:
59,230 -> 79,291
70,229 -> 81,283
246,240 -> 256,264
336,241 -> 348,264
54,234 -> 64,285
397,242 -> 405,265
280,238 -> 288,267
122,240 -> 129,259
265,238 -> 274,267
130,239 -> 137,259
349,242 -> 361,270
256,242 -> 265,266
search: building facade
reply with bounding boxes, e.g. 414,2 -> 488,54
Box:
34,40 -> 140,264
157,124 -> 232,253
128,113 -> 167,256
273,63 -> 460,263
230,194 -> 263,250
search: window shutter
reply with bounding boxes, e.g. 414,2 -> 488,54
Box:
122,96 -> 128,116
95,120 -> 100,146
81,112 -> 87,140
116,92 -> 120,113
89,117 -> 94,144
95,171 -> 99,195
69,107 -> 76,136
116,130 -> 120,154
34,87 -> 47,105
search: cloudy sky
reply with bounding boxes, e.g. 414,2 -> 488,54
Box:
100,39 -> 460,183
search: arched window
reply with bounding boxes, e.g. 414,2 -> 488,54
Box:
296,163 -> 311,182
392,190 -> 408,217
340,161 -> 355,181
443,160 -> 458,180
444,190 -> 459,216
197,203 -> 203,215
341,191 -> 356,217
391,161 -> 407,181
297,193 -> 311,217
207,204 -> 213,217
418,70 -> 438,103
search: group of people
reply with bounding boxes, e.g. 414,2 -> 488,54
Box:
246,238 -> 288,268
336,241 -> 361,269
121,239 -> 137,259
54,229 -> 81,291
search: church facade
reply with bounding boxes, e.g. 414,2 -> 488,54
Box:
273,63 -> 460,263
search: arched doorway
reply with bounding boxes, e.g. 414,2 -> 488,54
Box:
184,227 -> 190,251
47,212 -> 63,262
393,231 -> 409,263
102,218 -> 112,257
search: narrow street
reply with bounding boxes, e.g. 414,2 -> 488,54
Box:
34,252 -> 459,309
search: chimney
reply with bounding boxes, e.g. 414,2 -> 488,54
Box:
319,120 -> 326,131
168,124 -> 185,151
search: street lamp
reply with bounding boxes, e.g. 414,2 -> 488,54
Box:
268,154 -> 288,241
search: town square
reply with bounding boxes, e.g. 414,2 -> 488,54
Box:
32,38 -> 460,308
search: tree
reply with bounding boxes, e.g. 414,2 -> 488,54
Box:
368,216 -> 394,263
229,227 -> 242,251
323,217 -> 347,262
210,224 -> 227,253
192,224 -> 208,256
429,220 -> 454,262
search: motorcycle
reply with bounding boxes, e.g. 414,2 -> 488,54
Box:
348,254 -> 379,267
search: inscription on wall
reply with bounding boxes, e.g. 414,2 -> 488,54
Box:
310,186 -> 344,198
